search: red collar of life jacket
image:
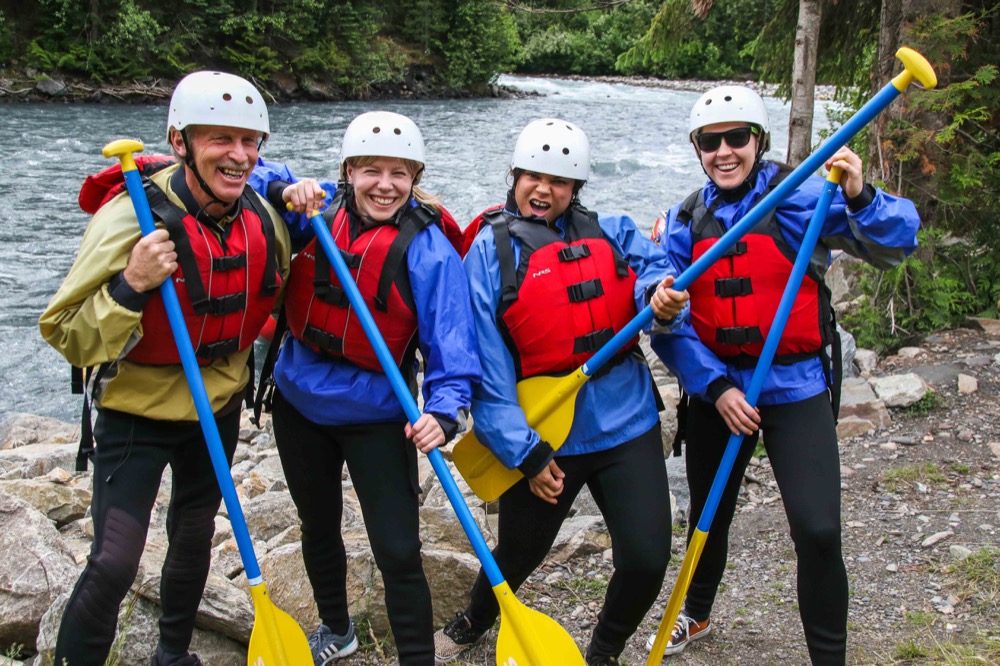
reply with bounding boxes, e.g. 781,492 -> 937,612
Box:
485,205 -> 639,380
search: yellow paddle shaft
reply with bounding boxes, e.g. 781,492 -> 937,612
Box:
645,529 -> 708,665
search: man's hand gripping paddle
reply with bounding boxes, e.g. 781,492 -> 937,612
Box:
102,140 -> 311,666
646,47 -> 936,664
452,47 -> 937,504
300,205 -> 585,666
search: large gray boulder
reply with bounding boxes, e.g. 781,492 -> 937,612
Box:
0,414 -> 79,451
0,442 -> 79,480
35,592 -> 246,666
0,491 -> 79,650
837,377 -> 892,438
869,372 -> 930,407
0,476 -> 91,527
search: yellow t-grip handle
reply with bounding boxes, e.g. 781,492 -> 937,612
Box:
102,139 -> 146,172
826,165 -> 844,185
286,201 -> 324,218
891,47 -> 938,91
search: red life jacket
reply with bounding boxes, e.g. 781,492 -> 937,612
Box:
461,204 -> 504,257
486,206 -> 639,380
78,155 -> 176,214
284,195 -> 442,371
126,176 -> 282,365
681,174 -> 834,362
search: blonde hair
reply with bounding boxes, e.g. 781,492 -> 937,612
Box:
341,156 -> 441,212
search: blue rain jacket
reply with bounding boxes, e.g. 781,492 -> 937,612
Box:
651,161 -> 920,406
465,206 -> 686,470
250,159 -> 481,426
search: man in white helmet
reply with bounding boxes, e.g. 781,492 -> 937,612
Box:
39,71 -> 291,666
649,85 -> 920,664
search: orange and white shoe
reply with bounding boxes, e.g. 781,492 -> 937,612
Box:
646,613 -> 712,656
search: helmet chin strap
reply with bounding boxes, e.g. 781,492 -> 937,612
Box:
180,130 -> 235,215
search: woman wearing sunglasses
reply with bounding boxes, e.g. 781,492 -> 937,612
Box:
648,86 -> 920,665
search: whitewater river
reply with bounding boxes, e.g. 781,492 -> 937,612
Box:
0,74 -> 835,421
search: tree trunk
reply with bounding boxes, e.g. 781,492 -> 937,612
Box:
786,0 -> 822,166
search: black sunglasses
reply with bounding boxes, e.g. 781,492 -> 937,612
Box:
695,127 -> 755,153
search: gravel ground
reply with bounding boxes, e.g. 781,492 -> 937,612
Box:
351,327 -> 1000,666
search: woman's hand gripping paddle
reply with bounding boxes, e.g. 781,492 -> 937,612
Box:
452,46 -> 938,505
646,48 -> 936,664
102,140 -> 311,666
300,205 -> 585,666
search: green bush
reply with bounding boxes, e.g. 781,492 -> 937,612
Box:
439,0 -> 521,90
841,4 -> 1000,351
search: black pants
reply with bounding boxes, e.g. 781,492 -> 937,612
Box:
272,391 -> 434,666
54,407 -> 238,666
683,391 -> 848,666
464,424 -> 671,659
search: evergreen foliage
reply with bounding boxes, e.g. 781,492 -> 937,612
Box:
513,0 -> 657,75
617,0 -> 774,79
0,0 -> 521,96
843,2 -> 1000,352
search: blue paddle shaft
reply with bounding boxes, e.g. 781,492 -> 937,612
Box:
308,213 -> 505,586
582,81 -> 904,377
120,168 -> 262,583
696,177 -> 840,532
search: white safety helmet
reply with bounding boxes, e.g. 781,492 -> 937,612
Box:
511,118 -> 590,182
688,85 -> 770,152
340,111 -> 426,165
167,71 -> 269,141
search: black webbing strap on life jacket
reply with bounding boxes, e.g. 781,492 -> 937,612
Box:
240,189 -> 280,297
312,190 -> 362,308
671,387 -> 689,457
564,205 -> 629,277
142,178 -> 211,314
251,309 -> 287,426
72,363 -> 111,471
487,211 -> 519,306
303,326 -> 345,355
374,204 -> 437,311
820,289 -> 842,422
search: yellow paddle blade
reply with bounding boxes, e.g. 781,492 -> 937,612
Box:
247,584 -> 312,666
493,581 -> 585,666
453,371 -> 588,502
645,529 -> 709,665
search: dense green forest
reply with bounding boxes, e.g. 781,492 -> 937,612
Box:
0,0 -> 926,94
1,0 -> 997,346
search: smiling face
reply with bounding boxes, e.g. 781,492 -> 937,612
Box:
345,157 -> 417,223
696,121 -> 759,191
513,170 -> 577,225
171,124 -> 260,212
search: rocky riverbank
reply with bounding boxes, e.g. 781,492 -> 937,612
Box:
0,67 -> 523,104
1,256 -> 997,665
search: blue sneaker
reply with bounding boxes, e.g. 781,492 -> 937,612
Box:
309,621 -> 359,665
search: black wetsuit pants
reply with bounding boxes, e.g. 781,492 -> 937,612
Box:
682,391 -> 848,666
464,424 -> 672,659
272,391 -> 434,666
54,406 -> 239,665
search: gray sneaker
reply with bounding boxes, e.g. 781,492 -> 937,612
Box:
310,621 -> 359,665
434,612 -> 486,664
